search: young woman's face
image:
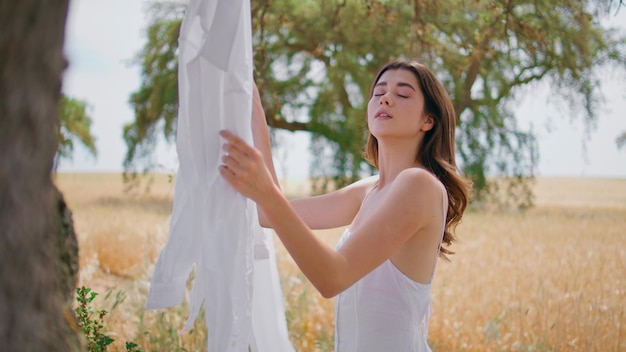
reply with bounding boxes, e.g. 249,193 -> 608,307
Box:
367,68 -> 432,140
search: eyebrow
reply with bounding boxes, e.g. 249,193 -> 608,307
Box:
374,81 -> 417,92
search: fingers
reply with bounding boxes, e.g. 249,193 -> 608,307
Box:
222,139 -> 247,162
220,130 -> 253,163
218,163 -> 234,179
219,130 -> 251,152
218,129 -> 275,202
221,153 -> 242,174
218,130 -> 258,198
219,163 -> 247,195
219,147 -> 247,192
219,130 -> 261,177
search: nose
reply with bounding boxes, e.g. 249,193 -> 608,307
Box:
379,92 -> 392,106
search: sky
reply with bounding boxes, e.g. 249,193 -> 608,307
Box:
61,0 -> 626,179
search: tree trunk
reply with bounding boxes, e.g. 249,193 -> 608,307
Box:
0,0 -> 82,351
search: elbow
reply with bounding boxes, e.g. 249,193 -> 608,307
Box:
258,218 -> 272,229
319,288 -> 339,299
257,209 -> 272,228
314,260 -> 351,298
315,276 -> 346,299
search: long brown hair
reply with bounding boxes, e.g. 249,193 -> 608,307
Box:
363,60 -> 471,259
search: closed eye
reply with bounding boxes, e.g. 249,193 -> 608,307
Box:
373,90 -> 386,97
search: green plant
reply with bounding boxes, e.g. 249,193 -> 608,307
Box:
75,286 -> 114,352
125,341 -> 142,352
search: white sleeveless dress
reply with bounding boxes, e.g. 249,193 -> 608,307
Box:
334,187 -> 447,352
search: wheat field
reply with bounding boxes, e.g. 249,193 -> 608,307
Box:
54,173 -> 626,351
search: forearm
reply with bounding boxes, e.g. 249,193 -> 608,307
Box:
251,88 -> 281,226
252,117 -> 279,186
220,128 -> 348,297
259,187 -> 347,298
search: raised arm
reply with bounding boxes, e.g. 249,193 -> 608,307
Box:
288,176 -> 376,229
219,132 -> 444,297
249,83 -> 374,229
250,83 -> 280,189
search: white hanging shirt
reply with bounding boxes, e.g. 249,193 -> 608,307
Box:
145,1 -> 293,351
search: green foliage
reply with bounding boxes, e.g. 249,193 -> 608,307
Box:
56,95 -> 97,169
124,2 -> 183,178
131,304 -> 207,351
75,286 -> 146,352
75,286 -> 115,352
125,341 -> 142,352
126,0 -> 626,206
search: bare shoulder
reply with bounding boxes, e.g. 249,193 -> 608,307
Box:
395,168 -> 442,193
390,168 -> 444,210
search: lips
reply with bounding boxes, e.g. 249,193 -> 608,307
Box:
375,109 -> 392,119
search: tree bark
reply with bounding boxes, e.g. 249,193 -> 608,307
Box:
0,0 -> 82,350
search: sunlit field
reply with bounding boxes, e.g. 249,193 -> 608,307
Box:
54,173 -> 626,351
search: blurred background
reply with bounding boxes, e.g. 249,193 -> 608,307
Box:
54,1 -> 626,351
60,0 -> 626,182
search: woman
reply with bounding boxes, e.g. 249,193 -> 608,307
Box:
219,60 -> 471,351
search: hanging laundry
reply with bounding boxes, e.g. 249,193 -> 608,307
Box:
146,1 -> 293,351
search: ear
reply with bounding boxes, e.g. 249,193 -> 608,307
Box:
421,114 -> 435,132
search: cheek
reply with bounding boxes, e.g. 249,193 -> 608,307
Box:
367,96 -> 380,113
366,99 -> 376,119
366,106 -> 379,131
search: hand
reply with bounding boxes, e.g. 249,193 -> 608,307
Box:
219,129 -> 278,204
